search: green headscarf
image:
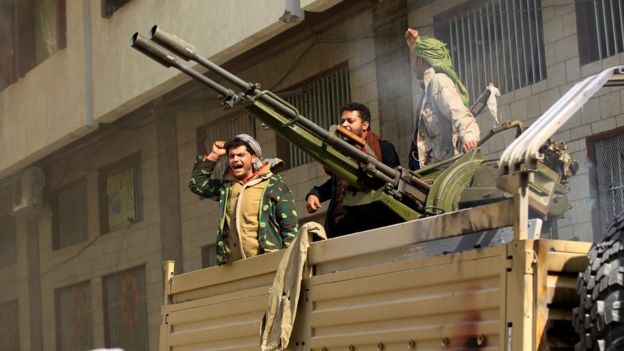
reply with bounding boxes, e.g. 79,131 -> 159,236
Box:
411,35 -> 470,106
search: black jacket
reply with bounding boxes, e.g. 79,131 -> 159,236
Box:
306,140 -> 400,238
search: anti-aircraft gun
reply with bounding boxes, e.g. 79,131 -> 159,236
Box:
130,26 -> 576,233
131,27 -> 624,351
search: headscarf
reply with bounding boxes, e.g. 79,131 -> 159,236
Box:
232,134 -> 264,171
411,35 -> 470,106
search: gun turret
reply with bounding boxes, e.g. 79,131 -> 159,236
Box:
130,26 -> 577,227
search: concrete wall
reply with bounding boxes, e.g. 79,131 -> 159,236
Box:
0,0 -> 308,180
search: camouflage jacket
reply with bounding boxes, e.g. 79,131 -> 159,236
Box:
188,155 -> 299,264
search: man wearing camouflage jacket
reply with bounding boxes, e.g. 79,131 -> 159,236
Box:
405,28 -> 480,170
189,134 -> 299,265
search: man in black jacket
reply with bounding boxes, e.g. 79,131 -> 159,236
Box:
305,102 -> 400,238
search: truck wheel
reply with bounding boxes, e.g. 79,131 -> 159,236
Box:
574,211 -> 624,351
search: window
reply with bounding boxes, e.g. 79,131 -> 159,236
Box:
196,110 -> 255,155
99,154 -> 143,234
278,64 -> 351,168
52,179 -> 88,249
588,127 -> 624,239
55,281 -> 93,351
434,0 -> 546,102
101,0 -> 130,18
0,215 -> 16,267
201,244 -> 217,268
0,0 -> 66,90
103,265 -> 148,350
0,300 -> 19,350
576,0 -> 624,64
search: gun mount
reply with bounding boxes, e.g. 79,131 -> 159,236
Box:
130,26 -> 589,231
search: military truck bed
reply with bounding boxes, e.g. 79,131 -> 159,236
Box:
159,200 -> 590,351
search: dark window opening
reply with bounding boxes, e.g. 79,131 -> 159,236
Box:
576,0 -> 624,64
52,178 -> 88,250
0,0 -> 66,91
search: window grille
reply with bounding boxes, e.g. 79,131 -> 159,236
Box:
281,65 -> 351,168
593,133 -> 624,232
196,110 -> 255,155
0,215 -> 16,267
103,265 -> 149,350
435,0 -> 546,102
201,243 -> 218,268
576,0 -> 624,64
99,155 -> 143,234
0,300 -> 19,350
53,179 -> 88,249
55,281 -> 93,351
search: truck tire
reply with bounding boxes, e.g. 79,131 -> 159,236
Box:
574,210 -> 624,351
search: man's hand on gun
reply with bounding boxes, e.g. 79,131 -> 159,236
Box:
462,139 -> 479,153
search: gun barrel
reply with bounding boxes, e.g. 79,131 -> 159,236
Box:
130,33 -> 175,68
135,26 -> 400,184
131,32 -> 235,98
150,26 -> 256,93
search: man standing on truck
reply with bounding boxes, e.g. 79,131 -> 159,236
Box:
305,102 -> 400,238
405,28 -> 480,170
189,134 -> 299,264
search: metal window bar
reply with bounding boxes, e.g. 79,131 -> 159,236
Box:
104,266 -> 149,351
56,181 -> 88,249
284,66 -> 351,168
443,0 -> 546,102
55,282 -> 93,351
104,158 -> 143,232
595,134 -> 624,230
584,0 -> 624,62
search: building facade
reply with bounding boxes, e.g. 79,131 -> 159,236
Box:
0,0 -> 622,350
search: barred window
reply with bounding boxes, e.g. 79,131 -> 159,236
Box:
278,64 -> 351,169
0,215 -> 16,267
52,179 -> 88,249
588,127 -> 624,239
99,154 -> 143,234
196,110 -> 255,155
0,300 -> 19,350
103,265 -> 149,350
55,281 -> 93,351
196,110 -> 255,178
576,0 -> 624,64
201,243 -> 218,268
434,0 -> 546,102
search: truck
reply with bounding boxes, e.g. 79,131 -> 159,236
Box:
131,26 -> 624,350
